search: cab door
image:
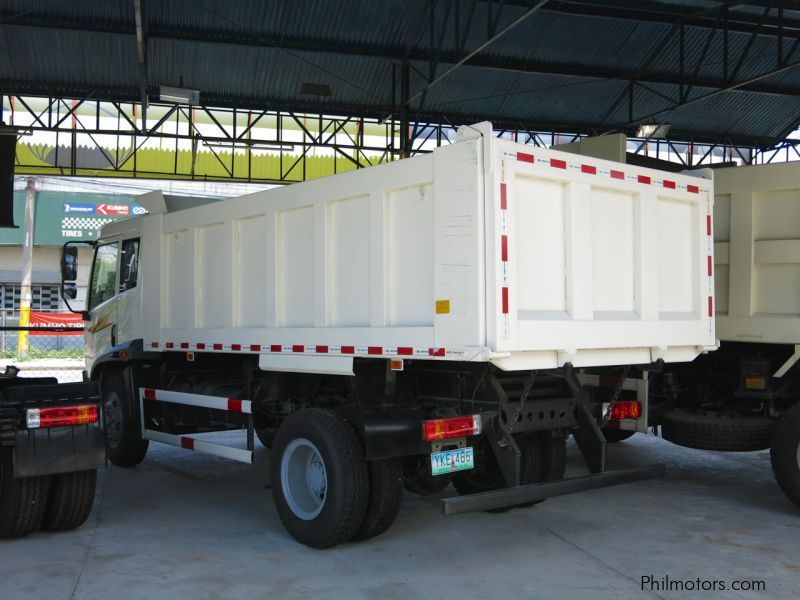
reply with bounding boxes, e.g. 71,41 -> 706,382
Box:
85,239 -> 120,369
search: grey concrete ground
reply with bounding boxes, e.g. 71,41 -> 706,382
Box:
0,433 -> 797,600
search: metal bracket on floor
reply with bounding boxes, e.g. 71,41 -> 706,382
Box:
441,464 -> 666,515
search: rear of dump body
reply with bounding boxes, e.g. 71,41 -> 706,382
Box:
118,122 -> 715,372
713,161 -> 800,345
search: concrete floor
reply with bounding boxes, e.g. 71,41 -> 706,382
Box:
1,433 -> 798,600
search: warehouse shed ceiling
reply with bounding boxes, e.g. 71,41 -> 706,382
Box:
1,0 -> 800,147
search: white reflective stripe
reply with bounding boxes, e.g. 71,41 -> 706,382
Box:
143,429 -> 253,464
139,388 -> 252,414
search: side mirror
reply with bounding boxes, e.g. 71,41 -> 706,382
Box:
61,282 -> 77,300
61,246 -> 78,281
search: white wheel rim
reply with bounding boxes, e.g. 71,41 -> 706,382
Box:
280,438 -> 327,520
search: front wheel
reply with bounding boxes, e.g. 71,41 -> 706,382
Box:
102,374 -> 148,467
271,409 -> 369,548
771,404 -> 800,509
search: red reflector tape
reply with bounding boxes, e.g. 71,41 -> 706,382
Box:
687,184 -> 699,194
151,342 -> 159,349
638,175 -> 651,185
581,164 -> 596,175
368,346 -> 383,355
708,296 -> 714,317
180,342 -> 189,349
708,256 -> 713,276
227,398 -> 242,412
500,183 -> 507,210
316,345 -> 328,353
270,344 -> 281,352
707,215 -> 712,236
423,415 -> 482,441
663,180 -> 675,189
213,343 -> 223,350
250,344 -> 261,352
611,170 -> 624,180
517,152 -> 534,163
165,342 -> 174,349
550,158 -> 566,169
501,235 -> 508,262
341,345 -> 355,354
429,347 -> 446,357
605,401 -> 641,421
26,404 -> 99,429
144,388 -> 156,400
501,287 -> 509,314
181,437 -> 195,450
397,347 -> 413,356
196,343 -> 205,350
231,344 -> 241,351
292,345 -> 304,353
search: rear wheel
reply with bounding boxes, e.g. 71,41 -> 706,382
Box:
353,458 -> 403,541
452,435 -> 543,510
661,407 -> 775,451
0,449 -> 49,538
271,408 -> 369,548
403,455 -> 452,496
41,470 -> 97,531
770,404 -> 800,509
102,374 -> 148,467
539,431 -> 567,482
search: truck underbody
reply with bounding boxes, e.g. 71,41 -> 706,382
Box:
93,344 -> 662,548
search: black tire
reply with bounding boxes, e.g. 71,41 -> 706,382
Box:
271,408 -> 369,548
661,408 -> 776,451
353,458 -> 403,541
102,373 -> 148,467
0,449 -> 49,538
452,435 -> 543,510
770,404 -> 800,509
539,431 -> 567,481
403,455 -> 452,496
255,426 -> 276,449
41,470 -> 97,531
602,429 -> 636,443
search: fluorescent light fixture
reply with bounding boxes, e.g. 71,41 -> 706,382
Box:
203,141 -> 295,152
159,85 -> 200,105
636,123 -> 671,139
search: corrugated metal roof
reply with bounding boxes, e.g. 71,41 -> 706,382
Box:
0,0 -> 799,146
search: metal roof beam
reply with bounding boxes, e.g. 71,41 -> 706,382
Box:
0,82 -> 782,148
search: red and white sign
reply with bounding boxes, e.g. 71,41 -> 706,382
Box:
29,311 -> 84,335
96,203 -> 130,216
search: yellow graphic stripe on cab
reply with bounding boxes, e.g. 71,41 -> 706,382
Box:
87,309 -> 114,334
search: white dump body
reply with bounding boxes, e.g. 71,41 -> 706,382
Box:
714,161 -> 800,345
133,122 -> 715,371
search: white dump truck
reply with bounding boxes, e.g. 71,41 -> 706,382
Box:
646,160 -> 800,510
60,122 -> 715,547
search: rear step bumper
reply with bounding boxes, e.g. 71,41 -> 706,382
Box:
441,464 -> 666,515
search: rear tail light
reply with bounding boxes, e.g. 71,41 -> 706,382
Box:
423,415 -> 482,441
603,401 -> 642,421
26,404 -> 99,429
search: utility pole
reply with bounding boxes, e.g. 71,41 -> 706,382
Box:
17,177 -> 35,357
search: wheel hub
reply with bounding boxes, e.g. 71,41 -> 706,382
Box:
280,438 -> 328,520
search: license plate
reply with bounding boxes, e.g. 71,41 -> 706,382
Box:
430,447 -> 474,476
